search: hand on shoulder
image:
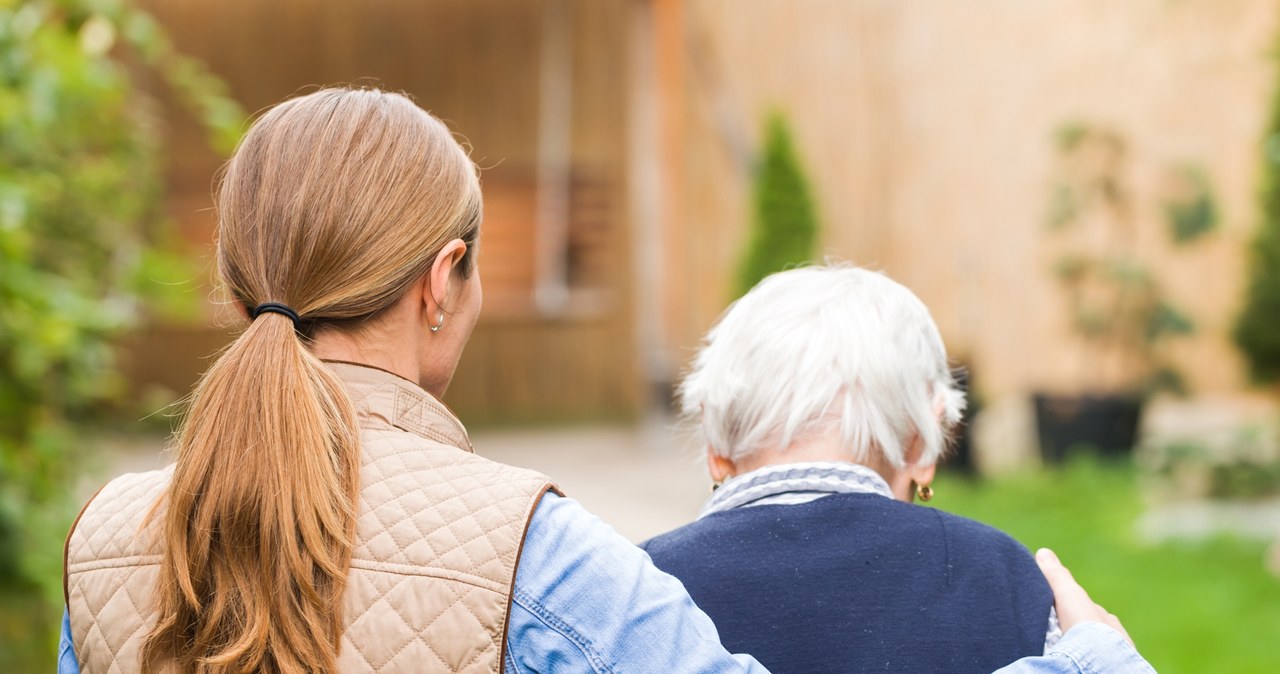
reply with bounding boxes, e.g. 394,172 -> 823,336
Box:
1035,548 -> 1133,647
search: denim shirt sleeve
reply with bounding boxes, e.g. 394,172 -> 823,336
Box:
504,492 -> 769,674
58,609 -> 80,674
993,622 -> 1158,674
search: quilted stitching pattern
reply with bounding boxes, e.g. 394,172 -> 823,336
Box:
67,363 -> 554,673
67,469 -> 169,674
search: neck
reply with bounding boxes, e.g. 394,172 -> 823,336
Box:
724,433 -> 920,503
730,439 -> 860,476
310,324 -> 432,395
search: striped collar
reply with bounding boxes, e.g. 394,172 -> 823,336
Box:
698,461 -> 894,519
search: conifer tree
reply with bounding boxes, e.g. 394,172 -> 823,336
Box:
736,113 -> 820,297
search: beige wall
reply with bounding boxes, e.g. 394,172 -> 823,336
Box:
671,0 -> 1276,399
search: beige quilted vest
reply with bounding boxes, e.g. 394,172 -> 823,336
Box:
65,361 -> 557,673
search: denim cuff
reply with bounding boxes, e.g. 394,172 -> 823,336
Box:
1048,622 -> 1158,674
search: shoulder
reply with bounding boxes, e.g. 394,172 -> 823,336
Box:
358,427 -> 556,504
510,493 -> 763,673
920,506 -> 1051,611
73,466 -> 173,535
639,516 -> 703,555
91,465 -> 174,503
350,438 -> 555,573
512,493 -> 653,634
643,495 -> 1037,569
522,492 -> 630,565
924,505 -> 1036,560
66,466 -> 173,583
517,492 -> 669,603
842,495 -> 1037,560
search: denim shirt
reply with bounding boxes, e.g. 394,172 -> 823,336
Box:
59,493 -> 1153,674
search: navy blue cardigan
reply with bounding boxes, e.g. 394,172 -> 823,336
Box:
641,493 -> 1053,674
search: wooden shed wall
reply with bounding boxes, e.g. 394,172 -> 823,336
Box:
668,0 -> 1277,400
128,0 -> 640,422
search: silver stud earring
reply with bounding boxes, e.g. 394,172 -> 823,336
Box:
429,310 -> 445,333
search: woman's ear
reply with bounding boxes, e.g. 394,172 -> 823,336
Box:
899,433 -> 937,501
908,460 -> 937,490
706,450 -> 735,484
423,238 -> 469,312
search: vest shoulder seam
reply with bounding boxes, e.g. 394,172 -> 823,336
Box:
348,558 -> 507,593
67,555 -> 161,574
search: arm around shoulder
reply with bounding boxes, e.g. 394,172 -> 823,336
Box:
505,492 -> 768,674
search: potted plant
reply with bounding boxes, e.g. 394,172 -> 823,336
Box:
1036,123 -> 1215,463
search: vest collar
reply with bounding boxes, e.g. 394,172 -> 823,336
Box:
323,360 -> 473,453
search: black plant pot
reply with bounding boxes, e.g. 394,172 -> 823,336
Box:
1033,393 -> 1142,464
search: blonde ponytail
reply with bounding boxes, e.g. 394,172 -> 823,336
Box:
142,88 -> 482,673
144,315 -> 359,673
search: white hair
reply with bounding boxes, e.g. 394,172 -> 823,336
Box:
680,264 -> 965,468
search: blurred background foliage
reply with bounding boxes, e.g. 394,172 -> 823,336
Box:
0,0 -> 242,665
1045,122 -> 1212,398
1236,25 -> 1280,387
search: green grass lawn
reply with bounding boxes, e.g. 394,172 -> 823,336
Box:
936,459 -> 1280,674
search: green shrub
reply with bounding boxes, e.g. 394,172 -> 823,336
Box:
735,112 -> 820,297
0,0 -> 243,607
1235,48 -> 1280,383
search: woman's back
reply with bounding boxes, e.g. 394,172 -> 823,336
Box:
65,362 -> 554,672
60,87 -> 774,674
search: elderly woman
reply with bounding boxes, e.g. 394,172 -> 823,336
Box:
642,265 -> 1065,674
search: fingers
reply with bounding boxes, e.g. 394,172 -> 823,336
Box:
1035,548 -> 1135,648
1090,607 -> 1132,646
1035,548 -> 1089,619
1035,549 -> 1082,598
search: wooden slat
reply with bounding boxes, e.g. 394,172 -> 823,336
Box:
126,0 -> 639,422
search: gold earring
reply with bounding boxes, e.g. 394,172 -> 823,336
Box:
429,310 -> 445,333
916,483 -> 934,502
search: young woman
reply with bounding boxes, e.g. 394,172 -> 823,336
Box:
59,88 -> 1150,674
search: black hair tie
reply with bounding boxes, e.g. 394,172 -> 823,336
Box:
250,302 -> 302,330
